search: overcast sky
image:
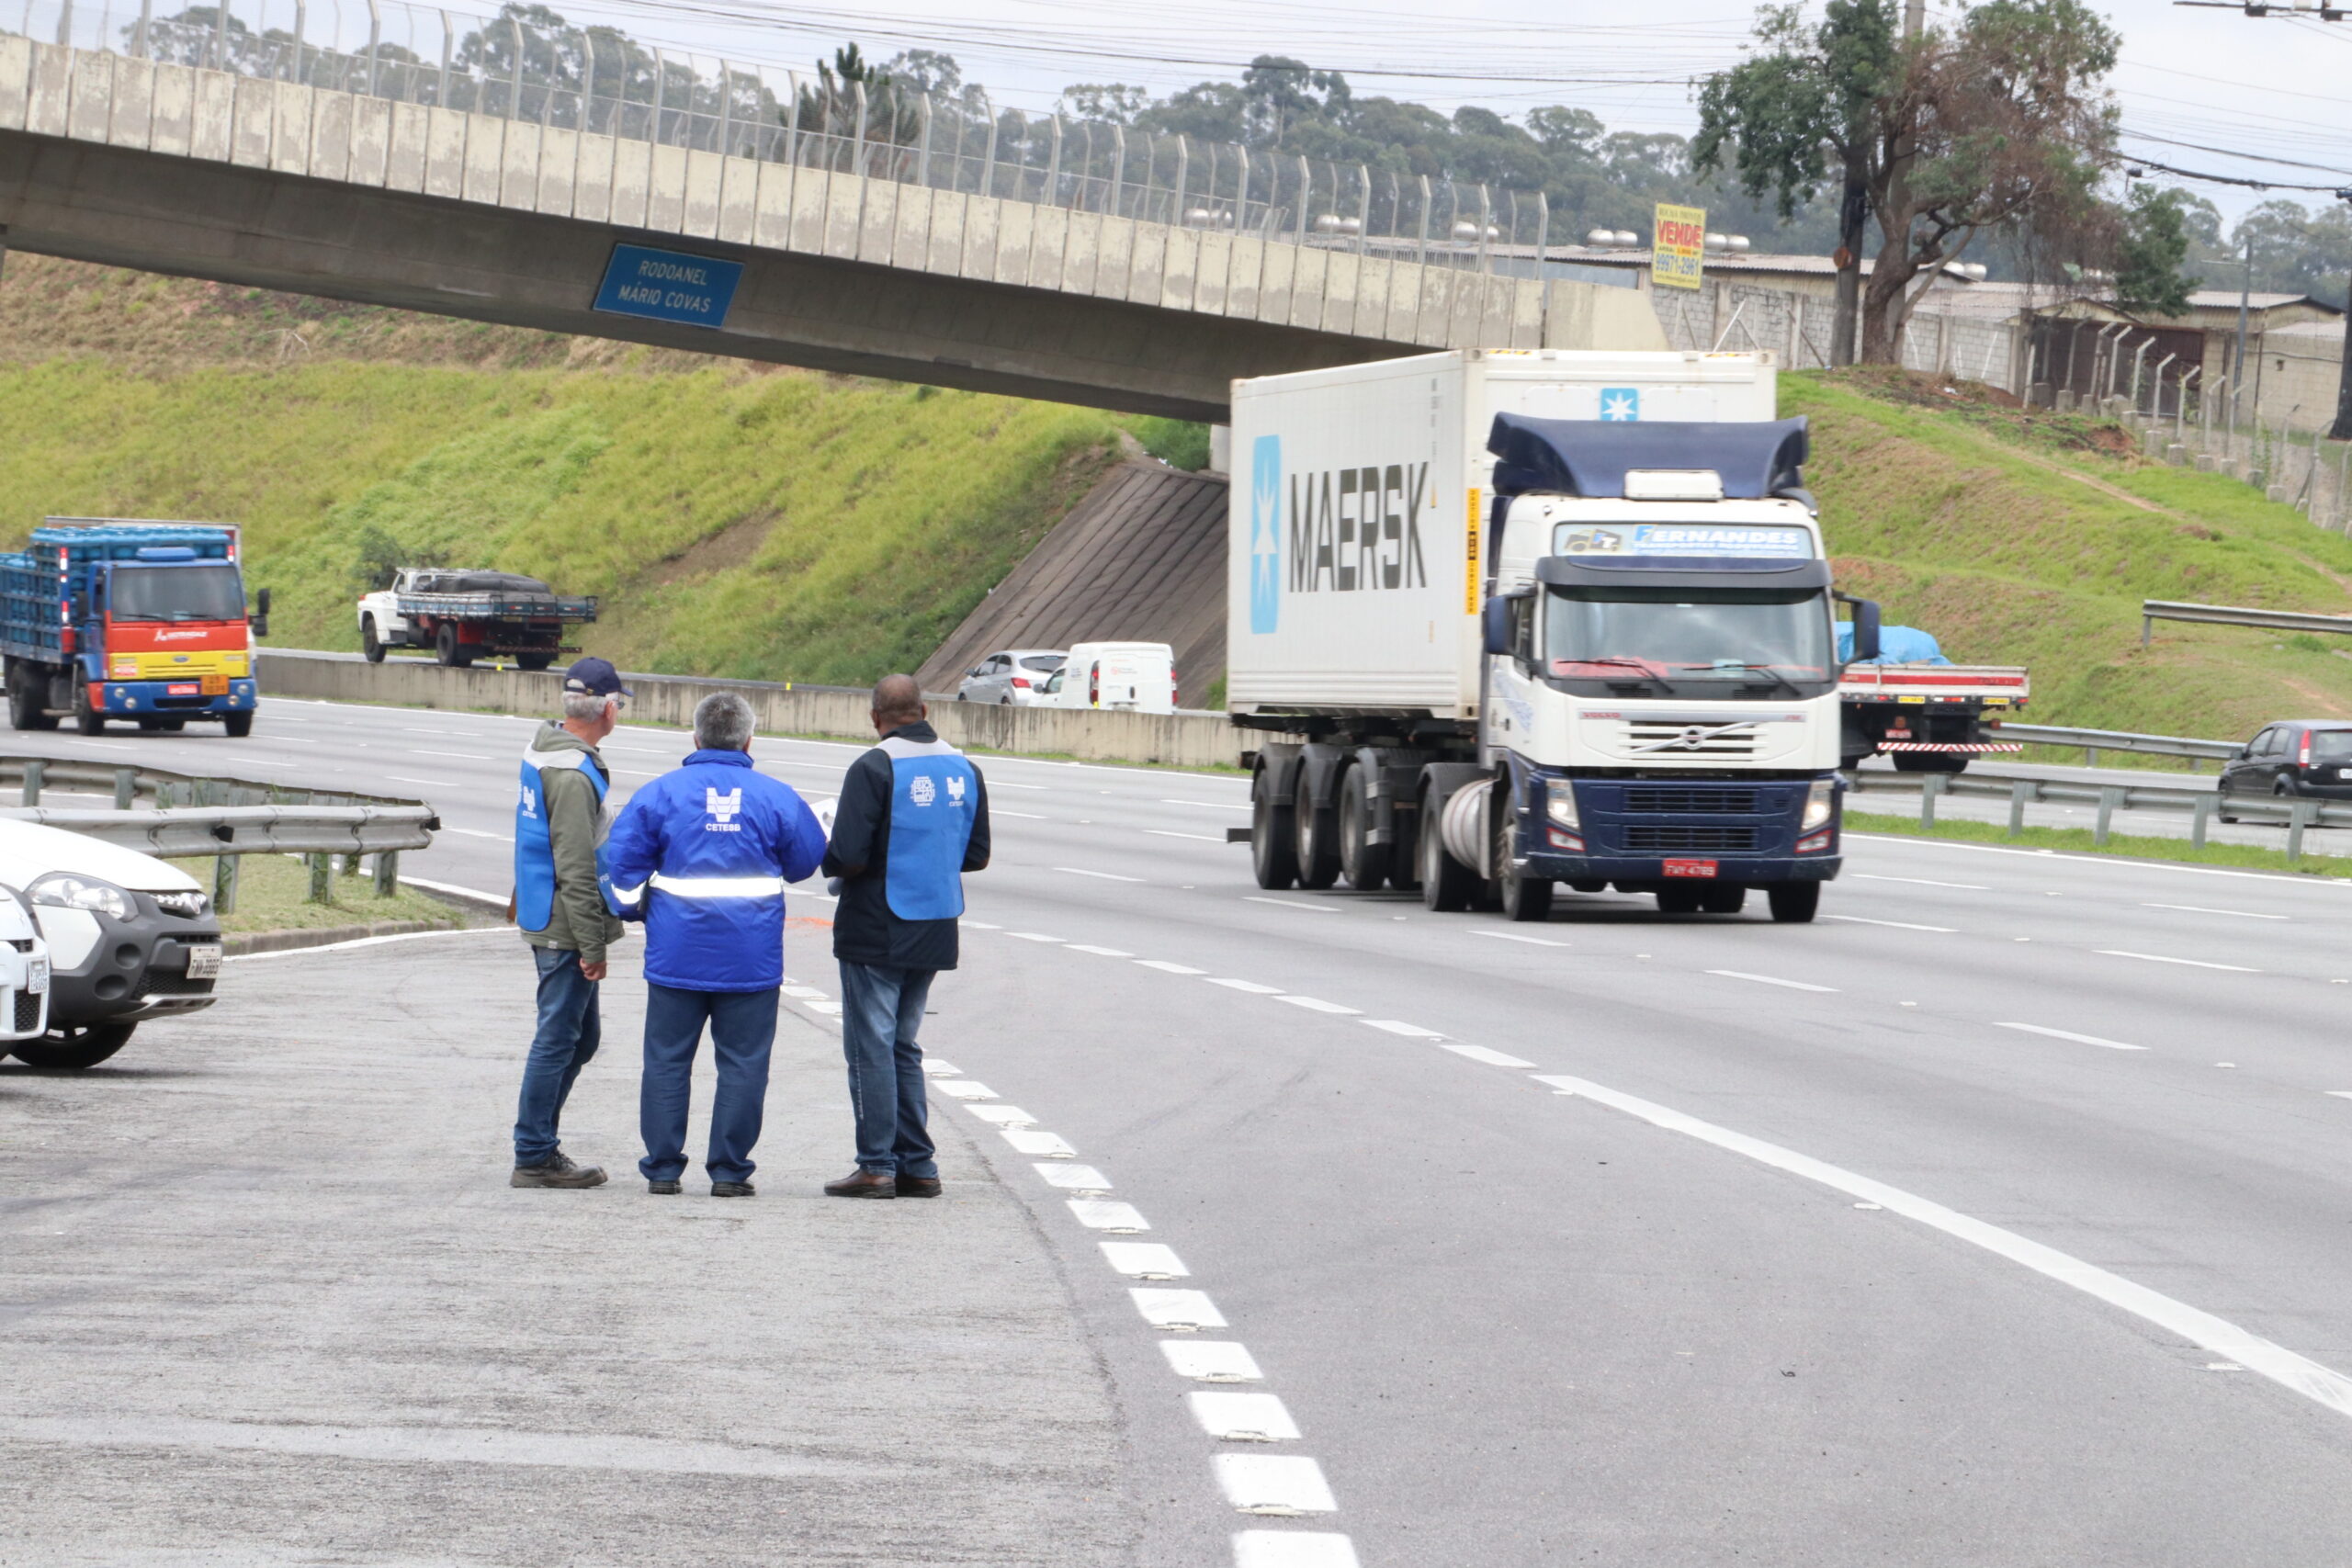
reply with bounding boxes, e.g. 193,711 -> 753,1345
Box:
544,0 -> 2352,227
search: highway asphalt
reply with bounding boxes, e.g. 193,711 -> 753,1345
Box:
13,698 -> 2352,1565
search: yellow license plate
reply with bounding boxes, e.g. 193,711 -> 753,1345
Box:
199,673 -> 229,696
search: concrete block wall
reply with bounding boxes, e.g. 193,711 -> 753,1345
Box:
257,653 -> 1244,771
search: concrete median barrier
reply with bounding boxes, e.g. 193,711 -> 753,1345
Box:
257,651 -> 1243,770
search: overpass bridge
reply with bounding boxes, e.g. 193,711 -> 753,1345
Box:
0,7 -> 1663,420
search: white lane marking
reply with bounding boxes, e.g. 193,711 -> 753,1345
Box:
1471,930 -> 1566,947
965,1105 -> 1038,1128
1853,873 -> 1987,890
1148,830 -> 1229,842
922,1059 -> 962,1076
1101,1241 -> 1188,1278
2096,950 -> 2261,973
1164,1341 -> 1263,1382
1825,915 -> 1958,933
933,1080 -> 999,1100
1132,1288 -> 1226,1331
1361,1020 -> 1443,1038
1137,960 -> 1208,975
1706,970 -> 1838,993
1243,897 -> 1340,913
1191,1393 -> 1301,1443
387,775 -> 461,790
1069,1199 -> 1150,1233
1165,799 -> 1252,810
1005,932 -> 1066,943
1036,1163 -> 1113,1192
399,875 -> 507,907
1537,1071 -> 2352,1427
440,826 -> 514,841
1846,831 -> 2352,886
2143,903 -> 2289,920
225,927 -> 509,962
996,810 -> 1049,819
1057,867 -> 1145,883
1233,1531 -> 1360,1568
1996,1022 -> 2148,1052
1205,978 -> 1286,995
1275,996 -> 1361,1015
2326,1092 -> 2352,1101
1001,1129 -> 1076,1158
965,922 -> 1002,931
991,782 -> 1048,790
1442,1043 -> 1537,1068
1216,1454 -> 1338,1515
1067,944 -> 1136,957
406,749 -> 494,761
780,985 -> 828,998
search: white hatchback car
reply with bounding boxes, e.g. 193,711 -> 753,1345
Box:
0,819 -> 221,1070
957,649 -> 1066,705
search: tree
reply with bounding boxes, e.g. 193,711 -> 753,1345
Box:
2113,186 -> 2195,320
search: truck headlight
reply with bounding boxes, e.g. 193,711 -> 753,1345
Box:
1801,778 -> 1835,832
1544,779 -> 1580,829
29,872 -> 136,923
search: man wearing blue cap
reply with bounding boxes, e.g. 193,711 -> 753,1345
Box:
508,656 -> 632,1190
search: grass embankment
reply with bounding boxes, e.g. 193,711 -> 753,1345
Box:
1846,808 -> 2352,878
212,852 -> 472,935
1792,368 -> 2352,759
0,254 -> 1203,687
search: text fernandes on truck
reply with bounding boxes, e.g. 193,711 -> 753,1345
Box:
1227,348 -> 1877,926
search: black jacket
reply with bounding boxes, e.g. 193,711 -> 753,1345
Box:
822,721 -> 991,970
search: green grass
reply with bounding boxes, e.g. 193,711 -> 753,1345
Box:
1845,808 -> 2352,878
213,852 -> 474,934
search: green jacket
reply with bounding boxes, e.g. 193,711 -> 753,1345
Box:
519,721 -> 626,964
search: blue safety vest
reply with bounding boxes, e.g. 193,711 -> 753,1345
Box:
884,738 -> 979,921
514,739 -> 611,933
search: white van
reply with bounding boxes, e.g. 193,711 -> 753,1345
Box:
1041,642 -> 1179,714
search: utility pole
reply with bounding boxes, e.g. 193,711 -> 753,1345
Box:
2334,188 -> 2352,442
2233,230 -> 2253,387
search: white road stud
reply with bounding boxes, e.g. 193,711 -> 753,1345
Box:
1131,1288 -> 1226,1331
1162,1340 -> 1263,1382
1002,1130 -> 1077,1158
1102,1242 -> 1189,1279
1068,1200 -> 1149,1233
1035,1163 -> 1114,1193
1190,1392 -> 1300,1442
1216,1454 -> 1337,1514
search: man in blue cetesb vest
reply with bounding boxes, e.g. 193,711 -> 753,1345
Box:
605,691 -> 828,1197
510,656 -> 631,1190
820,673 -> 991,1199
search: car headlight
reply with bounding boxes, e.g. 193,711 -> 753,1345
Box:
1545,779 -> 1581,829
29,872 -> 137,923
152,890 -> 210,920
1801,778 -> 1836,832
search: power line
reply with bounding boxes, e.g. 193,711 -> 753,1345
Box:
2120,128 -> 2352,178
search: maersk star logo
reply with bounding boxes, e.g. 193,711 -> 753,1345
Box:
519,784 -> 538,818
1600,388 -> 1640,423
705,787 -> 742,831
1250,434 -> 1282,635
910,775 -> 936,807
946,773 -> 967,803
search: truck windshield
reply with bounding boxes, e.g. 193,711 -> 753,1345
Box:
109,563 -> 245,623
1545,585 -> 1831,689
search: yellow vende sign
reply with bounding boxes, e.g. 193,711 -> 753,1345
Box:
1652,203 -> 1707,291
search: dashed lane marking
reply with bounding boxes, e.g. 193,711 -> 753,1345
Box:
1191,1393 -> 1301,1443
1067,944 -> 1137,957
387,775 -> 461,790
1004,932 -> 1067,943
1995,1022 -> 2147,1052
405,750 -> 495,761
996,810 -> 1049,819
2143,903 -> 2290,920
1057,867 -> 1145,883
1536,1070 -> 2352,1429
1442,1043 -> 1538,1068
1854,873 -> 1988,890
226,927 -> 510,961
1068,1200 -> 1151,1233
1133,1288 -> 1227,1331
1825,915 -> 1958,933
439,826 -> 513,841
964,1105 -> 1038,1128
2096,950 -> 2261,973
1275,996 -> 1361,1015
1102,1242 -> 1188,1278
1471,930 -> 1567,946
1205,978 -> 1286,995
1164,799 -> 1252,810
1148,830 -> 1230,842
1233,1531 -> 1361,1568
1242,897 -> 1340,913
1361,1021 -> 1443,1038
1165,1341 -> 1265,1382
1035,1164 -> 1114,1193
1001,1129 -> 1076,1158
932,1080 -> 999,1100
1136,960 -> 1208,975
1705,970 -> 1838,993
1216,1454 -> 1339,1515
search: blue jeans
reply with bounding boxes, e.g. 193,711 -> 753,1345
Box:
639,983 -> 778,1184
514,946 -> 600,1167
839,962 -> 937,1178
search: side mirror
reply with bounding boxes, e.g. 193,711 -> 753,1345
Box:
1849,598 -> 1881,663
253,586 -> 272,641
1481,594 -> 1514,658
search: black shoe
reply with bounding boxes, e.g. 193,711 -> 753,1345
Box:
896,1174 -> 943,1198
648,1179 -> 682,1195
511,1152 -> 607,1189
711,1180 -> 756,1198
824,1168 -> 898,1199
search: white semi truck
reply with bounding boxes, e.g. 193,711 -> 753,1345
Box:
1227,348 -> 1883,923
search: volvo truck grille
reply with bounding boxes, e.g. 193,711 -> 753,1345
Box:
1624,826 -> 1760,852
1624,787 -> 1759,814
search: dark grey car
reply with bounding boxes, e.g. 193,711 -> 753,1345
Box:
2218,720 -> 2352,820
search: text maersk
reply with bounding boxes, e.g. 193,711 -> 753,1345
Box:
1284,463 -> 1432,594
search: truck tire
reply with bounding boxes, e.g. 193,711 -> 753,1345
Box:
435,623 -> 475,668
7,674 -> 44,732
1890,751 -> 1966,774
1294,784 -> 1341,891
72,682 -> 104,735
1767,884 -> 1821,923
1700,885 -> 1747,915
1250,763 -> 1299,891
10,1021 -> 136,1070
1419,783 -> 1478,912
1657,887 -> 1702,915
224,711 -> 254,738
361,618 -> 387,662
1336,766 -> 1388,892
516,653 -> 554,671
1493,803 -> 1553,922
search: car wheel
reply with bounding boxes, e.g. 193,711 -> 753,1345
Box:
1494,799 -> 1553,922
1419,783 -> 1478,913
1250,762 -> 1299,891
10,1021 -> 137,1070
1767,884 -> 1821,923
1337,765 -> 1388,892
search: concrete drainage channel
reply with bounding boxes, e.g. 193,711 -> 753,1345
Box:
257,650 -> 1242,771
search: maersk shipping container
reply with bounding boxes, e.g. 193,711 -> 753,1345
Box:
1226,348 -> 1780,721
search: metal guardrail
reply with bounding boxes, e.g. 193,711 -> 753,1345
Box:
2142,600 -> 2352,645
1987,721 -> 2242,766
1849,762 -> 2350,860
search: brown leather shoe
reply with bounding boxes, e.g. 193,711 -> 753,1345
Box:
824,1168 -> 897,1199
896,1174 -> 943,1199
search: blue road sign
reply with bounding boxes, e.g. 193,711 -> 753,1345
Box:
592,244 -> 744,329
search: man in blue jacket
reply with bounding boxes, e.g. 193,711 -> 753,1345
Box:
605,691 -> 828,1197
820,673 -> 990,1200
